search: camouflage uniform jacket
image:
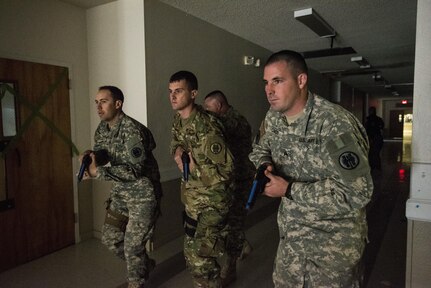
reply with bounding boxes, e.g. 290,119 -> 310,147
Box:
219,106 -> 255,181
94,112 -> 161,195
171,104 -> 234,188
250,92 -> 373,237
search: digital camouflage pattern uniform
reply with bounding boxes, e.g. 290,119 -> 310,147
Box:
171,104 -> 234,287
94,112 -> 161,287
250,92 -> 373,288
217,107 -> 254,272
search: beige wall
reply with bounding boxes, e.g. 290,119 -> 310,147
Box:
0,0 -> 92,242
144,0 -> 272,181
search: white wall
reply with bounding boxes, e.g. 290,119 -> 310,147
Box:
0,0 -> 92,242
405,0 -> 431,287
87,0 -> 147,125
86,0 -> 148,237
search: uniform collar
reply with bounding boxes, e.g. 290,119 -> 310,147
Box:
176,104 -> 201,128
299,91 -> 315,136
274,91 -> 315,136
104,112 -> 124,133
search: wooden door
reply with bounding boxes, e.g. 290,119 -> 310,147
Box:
0,58 -> 75,272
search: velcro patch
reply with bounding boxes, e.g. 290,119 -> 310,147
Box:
205,135 -> 226,163
339,151 -> 360,170
326,132 -> 369,180
126,136 -> 145,164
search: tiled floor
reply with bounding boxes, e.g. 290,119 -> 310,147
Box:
0,140 -> 410,288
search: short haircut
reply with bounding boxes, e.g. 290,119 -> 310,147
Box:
169,71 -> 198,91
99,85 -> 124,103
205,90 -> 228,105
265,50 -> 308,77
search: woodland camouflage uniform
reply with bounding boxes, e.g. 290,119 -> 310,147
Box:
217,106 -> 255,278
94,112 -> 161,287
171,104 -> 234,287
250,92 -> 373,288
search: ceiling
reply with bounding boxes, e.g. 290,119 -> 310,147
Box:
62,0 -> 417,99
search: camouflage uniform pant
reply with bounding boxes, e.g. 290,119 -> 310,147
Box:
273,230 -> 365,288
101,181 -> 156,286
182,183 -> 231,287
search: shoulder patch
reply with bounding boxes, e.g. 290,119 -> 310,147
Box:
339,151 -> 360,170
210,142 -> 222,154
131,147 -> 143,158
126,136 -> 146,164
326,132 -> 370,180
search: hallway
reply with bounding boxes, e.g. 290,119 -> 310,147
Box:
0,140 -> 410,288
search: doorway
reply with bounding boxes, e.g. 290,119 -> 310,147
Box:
389,110 -> 404,139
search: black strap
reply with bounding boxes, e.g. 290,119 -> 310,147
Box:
182,211 -> 197,237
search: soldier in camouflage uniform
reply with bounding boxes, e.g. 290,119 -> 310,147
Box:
249,50 -> 373,287
204,90 -> 255,285
81,86 -> 161,288
168,71 -> 234,287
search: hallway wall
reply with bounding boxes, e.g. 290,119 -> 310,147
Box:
144,0 -> 272,181
405,0 -> 431,286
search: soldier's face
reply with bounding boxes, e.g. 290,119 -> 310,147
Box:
95,90 -> 122,124
169,80 -> 196,112
263,61 -> 306,116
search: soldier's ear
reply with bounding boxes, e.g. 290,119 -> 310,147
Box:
191,90 -> 198,99
297,73 -> 307,89
216,101 -> 222,112
115,100 -> 123,109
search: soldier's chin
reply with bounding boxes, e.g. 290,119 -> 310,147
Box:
270,105 -> 282,112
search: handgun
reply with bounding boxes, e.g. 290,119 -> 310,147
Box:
77,149 -> 110,182
77,154 -> 92,182
246,163 -> 270,210
181,151 -> 190,182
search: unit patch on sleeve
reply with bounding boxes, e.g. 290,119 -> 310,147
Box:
210,142 -> 222,154
131,147 -> 143,158
205,135 -> 226,163
339,151 -> 360,170
126,136 -> 145,164
326,132 -> 369,180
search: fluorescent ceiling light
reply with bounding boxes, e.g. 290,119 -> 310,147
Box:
351,56 -> 371,69
294,8 -> 336,38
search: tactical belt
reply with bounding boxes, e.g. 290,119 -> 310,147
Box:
182,211 -> 197,238
105,208 -> 129,232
